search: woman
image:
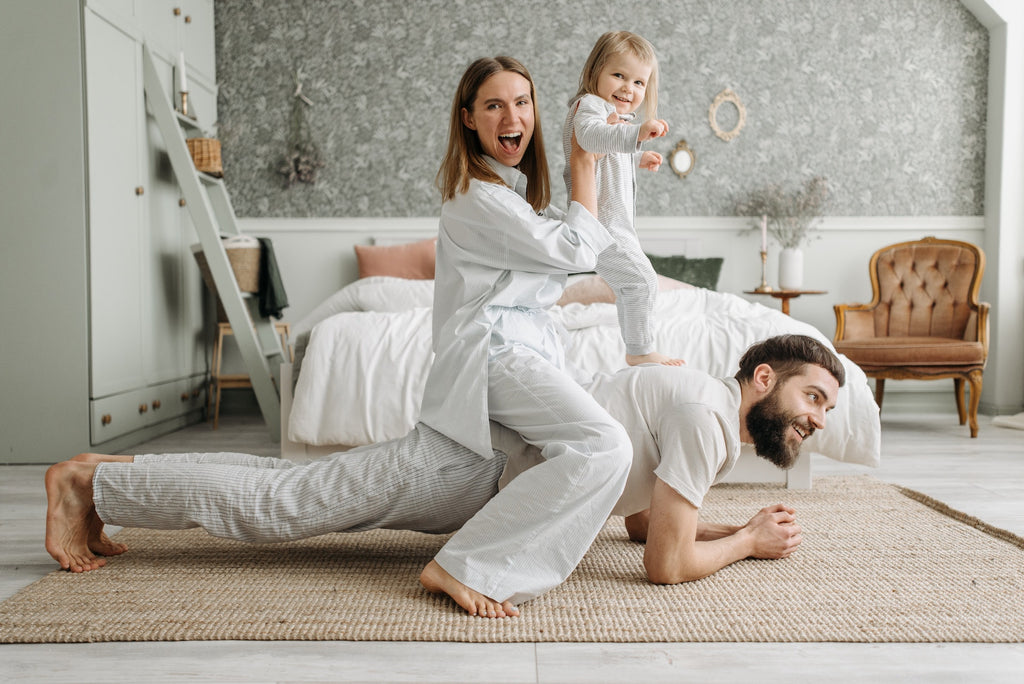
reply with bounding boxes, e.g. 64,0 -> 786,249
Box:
417,56 -> 632,617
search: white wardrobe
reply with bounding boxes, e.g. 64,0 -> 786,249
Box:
1,0 -> 218,463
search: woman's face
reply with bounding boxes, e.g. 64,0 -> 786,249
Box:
461,70 -> 535,168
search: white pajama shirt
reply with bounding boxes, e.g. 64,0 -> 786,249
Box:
563,93 -> 660,356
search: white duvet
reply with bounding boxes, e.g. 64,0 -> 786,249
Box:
289,277 -> 880,467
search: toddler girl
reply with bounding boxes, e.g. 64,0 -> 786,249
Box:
563,31 -> 682,366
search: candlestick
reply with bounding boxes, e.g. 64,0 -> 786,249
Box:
754,249 -> 773,293
176,52 -> 188,93
760,214 -> 768,253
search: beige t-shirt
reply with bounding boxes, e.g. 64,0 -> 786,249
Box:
494,365 -> 742,516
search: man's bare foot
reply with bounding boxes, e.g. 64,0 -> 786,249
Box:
66,455 -> 129,556
71,452 -> 134,464
87,510 -> 127,556
420,560 -> 519,618
44,461 -> 107,572
626,351 -> 685,367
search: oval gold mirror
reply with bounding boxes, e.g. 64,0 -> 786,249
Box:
670,139 -> 695,178
709,88 -> 746,142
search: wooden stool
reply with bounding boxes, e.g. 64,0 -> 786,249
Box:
209,322 -> 292,429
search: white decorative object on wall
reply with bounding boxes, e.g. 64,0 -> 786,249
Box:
709,88 -> 746,142
778,247 -> 804,290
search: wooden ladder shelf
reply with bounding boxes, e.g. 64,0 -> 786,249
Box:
141,44 -> 284,440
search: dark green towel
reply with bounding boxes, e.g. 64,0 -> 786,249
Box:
257,237 -> 289,318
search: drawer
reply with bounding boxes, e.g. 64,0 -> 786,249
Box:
91,376 -> 206,444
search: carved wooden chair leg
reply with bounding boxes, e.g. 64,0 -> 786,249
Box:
967,370 -> 984,438
954,377 -> 967,425
873,378 -> 885,409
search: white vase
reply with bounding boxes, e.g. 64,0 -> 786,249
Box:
778,247 -> 804,290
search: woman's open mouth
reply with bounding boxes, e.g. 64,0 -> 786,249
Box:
499,133 -> 522,154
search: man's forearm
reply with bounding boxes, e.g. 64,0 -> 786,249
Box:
695,521 -> 742,542
645,528 -> 756,584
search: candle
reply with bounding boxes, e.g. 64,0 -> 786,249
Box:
760,214 -> 768,253
177,52 -> 188,93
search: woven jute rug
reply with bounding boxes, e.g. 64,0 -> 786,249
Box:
2,476 -> 1023,643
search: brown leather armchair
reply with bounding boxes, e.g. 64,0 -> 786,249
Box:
833,237 -> 989,437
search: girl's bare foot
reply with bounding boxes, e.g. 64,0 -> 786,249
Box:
44,461 -> 106,572
626,351 -> 685,367
420,560 -> 519,618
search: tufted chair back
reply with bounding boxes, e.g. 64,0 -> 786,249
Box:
834,237 -> 988,437
870,240 -> 983,339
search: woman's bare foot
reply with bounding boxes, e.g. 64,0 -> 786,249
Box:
626,351 -> 685,367
44,461 -> 107,572
420,560 -> 519,618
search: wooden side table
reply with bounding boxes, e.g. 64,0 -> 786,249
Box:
744,289 -> 827,316
209,321 -> 293,429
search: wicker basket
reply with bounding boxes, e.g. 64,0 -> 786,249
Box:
192,243 -> 261,322
187,138 -> 224,177
192,244 -> 260,294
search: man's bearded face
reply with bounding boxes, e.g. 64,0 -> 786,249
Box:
746,381 -> 814,469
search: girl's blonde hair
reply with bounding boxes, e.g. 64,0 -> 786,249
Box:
571,31 -> 659,119
436,56 -> 550,212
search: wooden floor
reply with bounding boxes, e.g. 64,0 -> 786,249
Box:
3,411 -> 1024,682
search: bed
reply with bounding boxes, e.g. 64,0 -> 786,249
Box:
279,271 -> 881,489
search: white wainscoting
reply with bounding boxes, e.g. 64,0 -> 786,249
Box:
241,215 -> 986,410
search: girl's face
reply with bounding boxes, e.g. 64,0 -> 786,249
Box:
595,52 -> 652,117
461,70 -> 535,168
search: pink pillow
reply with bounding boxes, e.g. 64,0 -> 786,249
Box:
354,237 -> 437,279
557,274 -> 693,306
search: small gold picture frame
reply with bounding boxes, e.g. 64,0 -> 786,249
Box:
670,139 -> 696,178
709,88 -> 746,142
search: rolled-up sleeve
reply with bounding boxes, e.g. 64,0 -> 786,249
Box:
443,180 -> 613,275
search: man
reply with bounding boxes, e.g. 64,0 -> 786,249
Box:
45,334 -> 844,618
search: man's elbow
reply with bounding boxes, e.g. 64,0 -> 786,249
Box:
643,557 -> 703,585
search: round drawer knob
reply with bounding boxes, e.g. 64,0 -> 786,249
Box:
135,186 -> 145,195
181,392 -> 189,402
101,414 -> 112,426
152,400 -> 162,410
138,404 -> 148,414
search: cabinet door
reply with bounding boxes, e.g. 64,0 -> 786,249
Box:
85,9 -> 146,399
182,77 -> 219,376
179,0 -> 215,81
138,0 -> 176,57
138,0 -> 215,83
144,53 -> 188,385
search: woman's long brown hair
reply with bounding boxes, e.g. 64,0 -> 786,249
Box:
436,56 -> 550,212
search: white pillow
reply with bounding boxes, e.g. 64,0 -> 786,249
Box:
292,276 -> 435,338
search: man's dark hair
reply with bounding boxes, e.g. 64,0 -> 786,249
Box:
735,335 -> 846,388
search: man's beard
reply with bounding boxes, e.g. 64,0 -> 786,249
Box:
746,386 -> 811,469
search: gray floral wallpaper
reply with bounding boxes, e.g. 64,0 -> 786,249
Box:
214,0 -> 987,217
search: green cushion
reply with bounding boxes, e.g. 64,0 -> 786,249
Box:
645,255 -> 724,290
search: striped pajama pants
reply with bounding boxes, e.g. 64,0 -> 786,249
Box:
94,424 -> 507,542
